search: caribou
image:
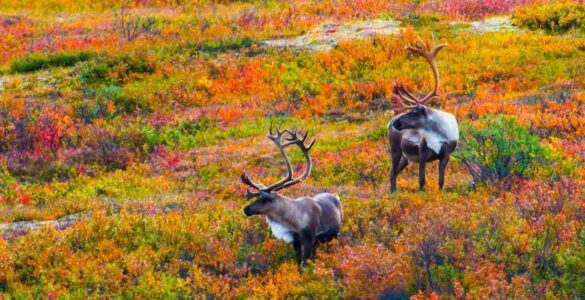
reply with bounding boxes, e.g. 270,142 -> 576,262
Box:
388,40 -> 459,192
241,128 -> 342,264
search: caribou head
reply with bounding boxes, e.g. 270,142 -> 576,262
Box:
241,127 -> 342,264
388,39 -> 459,192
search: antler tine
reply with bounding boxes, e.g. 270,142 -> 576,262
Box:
395,84 -> 419,105
306,138 -> 316,151
244,188 -> 259,200
284,129 -> 309,143
391,95 -> 413,114
283,129 -> 310,145
301,130 -> 309,143
268,125 -> 286,139
241,172 -> 263,188
391,83 -> 417,114
413,36 -> 426,50
241,172 -> 263,200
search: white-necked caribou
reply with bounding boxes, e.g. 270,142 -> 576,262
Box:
241,128 -> 342,264
388,40 -> 459,192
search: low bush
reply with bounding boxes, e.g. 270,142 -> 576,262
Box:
79,52 -> 157,85
405,13 -> 443,27
10,51 -> 94,73
182,37 -> 255,54
554,228 -> 585,298
0,166 -> 17,202
513,2 -> 585,33
456,115 -> 551,187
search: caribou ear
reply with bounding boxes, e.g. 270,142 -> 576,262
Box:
417,105 -> 427,115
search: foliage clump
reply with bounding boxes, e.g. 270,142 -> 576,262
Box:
117,0 -> 159,42
513,2 -> 585,33
0,166 -> 17,202
10,51 -> 94,73
80,52 -> 157,85
457,115 -> 553,186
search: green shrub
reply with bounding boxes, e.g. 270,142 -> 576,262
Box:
184,37 -> 255,54
513,3 -> 585,33
96,84 -> 139,112
10,51 -> 94,73
80,52 -> 157,84
0,165 -> 17,201
456,115 -> 551,186
366,126 -> 387,141
553,229 -> 585,298
10,54 -> 50,73
160,120 -> 211,150
405,13 -> 442,27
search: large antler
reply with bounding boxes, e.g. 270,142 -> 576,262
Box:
271,129 -> 315,192
392,38 -> 447,114
241,127 -> 316,199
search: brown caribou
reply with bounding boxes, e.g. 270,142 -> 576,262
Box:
388,40 -> 459,192
241,128 -> 342,264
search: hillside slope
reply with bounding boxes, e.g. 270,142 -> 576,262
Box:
1,1 -> 584,298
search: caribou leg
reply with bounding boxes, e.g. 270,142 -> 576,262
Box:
418,143 -> 429,191
301,230 -> 315,263
311,240 -> 320,259
293,235 -> 302,264
419,160 -> 427,191
390,154 -> 409,193
438,144 -> 452,190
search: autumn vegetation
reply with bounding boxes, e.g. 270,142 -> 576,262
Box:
0,0 -> 584,298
